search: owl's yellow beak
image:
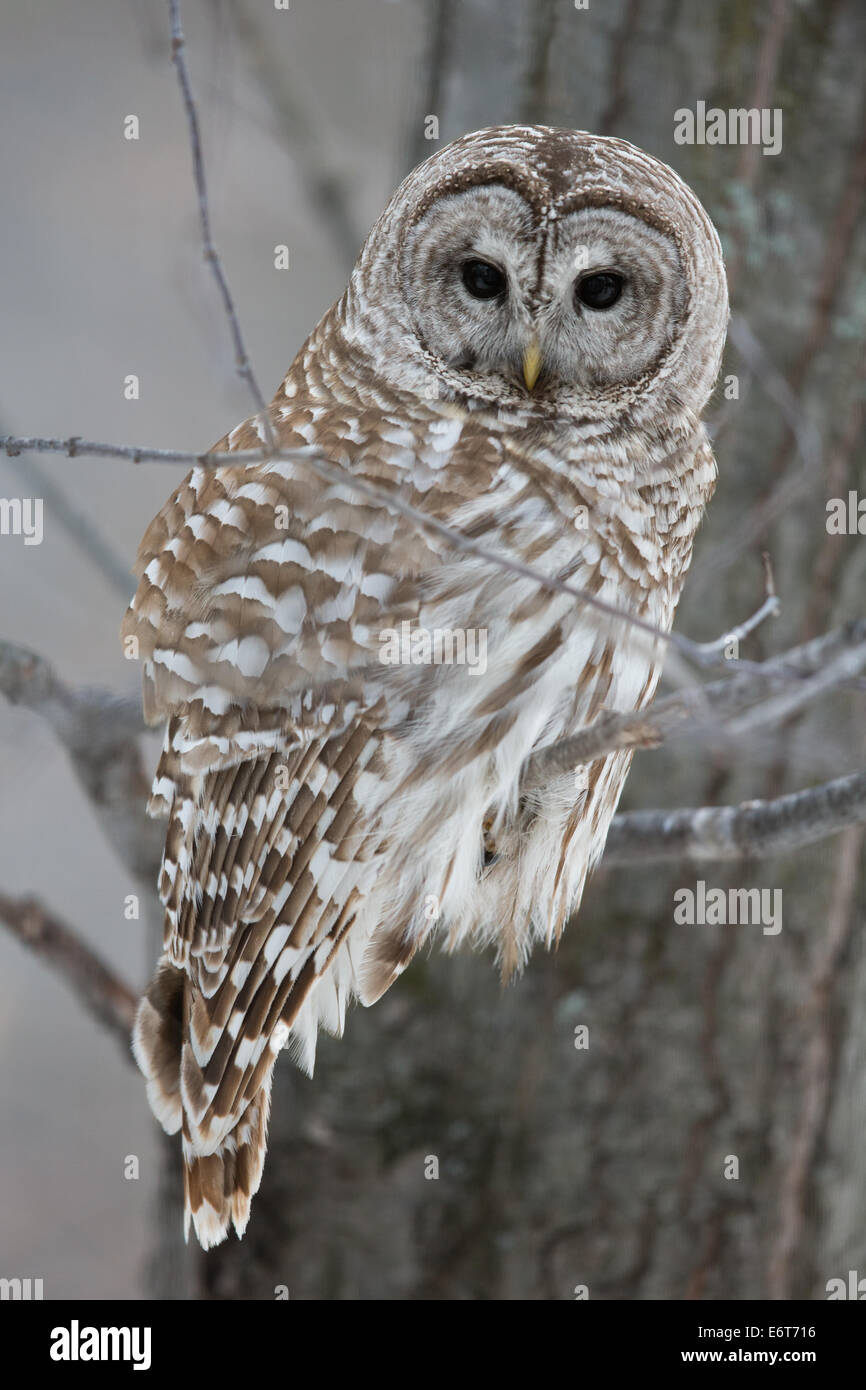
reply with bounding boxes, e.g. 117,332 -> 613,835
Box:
522,336 -> 543,392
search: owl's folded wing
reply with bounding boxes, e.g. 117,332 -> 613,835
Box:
120,404 -> 509,739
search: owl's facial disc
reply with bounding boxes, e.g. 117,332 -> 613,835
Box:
400,185 -> 539,395
538,205 -> 688,391
399,184 -> 689,405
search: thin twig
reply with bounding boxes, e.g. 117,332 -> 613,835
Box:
0,639 -> 163,884
2,449 -> 133,599
168,0 -> 275,449
688,551 -> 779,659
0,431 -> 779,676
4,629 -> 866,877
0,893 -> 138,1058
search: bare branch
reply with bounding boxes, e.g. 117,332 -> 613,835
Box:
0,893 -> 137,1058
685,550 -> 779,660
168,0 -> 275,448
522,620 -> 866,789
0,638 -> 142,746
0,639 -> 163,883
5,620 -> 864,885
0,431 -> 780,676
1,439 -> 132,599
603,768 -> 866,864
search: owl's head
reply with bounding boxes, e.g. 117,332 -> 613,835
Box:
348,126 -> 728,426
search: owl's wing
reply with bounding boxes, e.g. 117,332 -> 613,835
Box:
121,402 -> 501,737
135,712 -> 385,1245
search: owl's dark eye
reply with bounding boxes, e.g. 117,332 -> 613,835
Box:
576,272 -> 624,310
462,259 -> 507,300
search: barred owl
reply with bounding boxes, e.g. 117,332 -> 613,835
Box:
122,126 -> 728,1248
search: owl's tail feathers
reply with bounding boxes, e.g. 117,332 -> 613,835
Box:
181,1086 -> 271,1250
133,955 -> 274,1249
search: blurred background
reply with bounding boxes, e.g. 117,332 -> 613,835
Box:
0,0 -> 864,1300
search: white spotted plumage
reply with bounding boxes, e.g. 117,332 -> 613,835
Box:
123,125 -> 727,1248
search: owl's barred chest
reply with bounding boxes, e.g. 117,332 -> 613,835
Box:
406,419 -> 705,690
276,374 -> 712,593
260,387 -> 710,779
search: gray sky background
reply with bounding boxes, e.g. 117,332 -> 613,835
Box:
0,0 -> 423,1300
